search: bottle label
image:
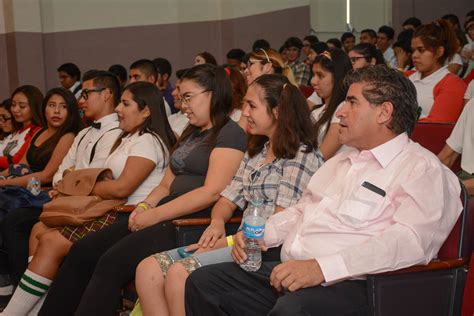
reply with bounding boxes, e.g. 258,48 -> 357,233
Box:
243,222 -> 265,239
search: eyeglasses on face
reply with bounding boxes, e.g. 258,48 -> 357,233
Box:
179,90 -> 209,105
349,56 -> 367,63
0,115 -> 12,123
80,88 -> 106,100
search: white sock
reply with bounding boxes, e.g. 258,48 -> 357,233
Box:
1,270 -> 51,316
28,256 -> 33,263
26,291 -> 47,316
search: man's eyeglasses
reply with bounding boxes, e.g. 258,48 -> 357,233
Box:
179,90 -> 209,105
349,56 -> 367,63
80,88 -> 106,100
0,115 -> 12,123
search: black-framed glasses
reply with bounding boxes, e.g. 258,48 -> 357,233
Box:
179,90 -> 209,105
349,56 -> 367,63
0,115 -> 12,123
80,88 -> 106,100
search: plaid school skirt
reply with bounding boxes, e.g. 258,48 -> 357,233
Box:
59,211 -> 119,242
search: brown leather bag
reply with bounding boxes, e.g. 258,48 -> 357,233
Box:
39,168 -> 127,227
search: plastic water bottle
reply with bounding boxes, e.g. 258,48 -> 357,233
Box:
240,198 -> 265,272
27,177 -> 41,196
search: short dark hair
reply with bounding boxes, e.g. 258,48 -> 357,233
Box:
361,29 -> 377,38
130,59 -> 158,80
108,64 -> 127,83
310,41 -> 329,55
326,38 -> 342,49
153,58 -> 172,77
402,17 -> 422,29
175,68 -> 189,79
378,25 -> 395,40
284,37 -> 303,50
350,43 -> 386,65
341,32 -> 355,42
82,70 -> 122,107
343,65 -> 418,135
303,35 -> 319,44
441,14 -> 460,28
252,39 -> 270,51
226,49 -> 246,61
57,63 -> 81,81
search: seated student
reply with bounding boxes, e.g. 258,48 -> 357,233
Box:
438,98 -> 474,196
393,29 -> 414,72
153,57 -> 176,113
0,99 -> 13,142
341,32 -> 356,53
409,20 -> 467,122
326,38 -> 342,49
348,43 -> 386,69
359,29 -> 378,45
108,64 -> 128,90
0,86 -> 43,170
283,37 -> 311,86
0,88 -> 81,187
226,49 -> 246,70
252,39 -> 270,52
0,70 -> 123,289
185,65 -> 462,316
244,48 -> 296,86
377,25 -> 397,68
0,81 -> 176,316
226,66 -> 247,128
194,52 -> 217,65
129,59 -> 172,116
302,35 -> 319,65
306,42 -> 329,107
310,48 -> 352,160
57,63 -> 82,100
39,64 -> 247,316
167,73 -> 189,137
134,74 -> 322,316
402,17 -> 422,31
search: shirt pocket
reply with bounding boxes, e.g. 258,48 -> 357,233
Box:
337,185 -> 389,228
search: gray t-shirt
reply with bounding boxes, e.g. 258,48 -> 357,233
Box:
169,120 -> 246,196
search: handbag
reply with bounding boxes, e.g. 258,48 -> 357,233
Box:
39,168 -> 127,227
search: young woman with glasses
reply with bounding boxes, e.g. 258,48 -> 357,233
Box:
132,74 -> 322,316
39,64 -> 247,316
0,99 -> 13,142
244,48 -> 297,86
348,43 -> 386,69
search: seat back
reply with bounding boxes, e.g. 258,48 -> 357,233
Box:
299,85 -> 314,98
410,122 -> 461,173
438,182 -> 470,260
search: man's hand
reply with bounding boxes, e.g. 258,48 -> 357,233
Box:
270,259 -> 325,292
231,231 -> 267,264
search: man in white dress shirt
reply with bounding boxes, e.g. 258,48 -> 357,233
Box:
184,65 -> 462,315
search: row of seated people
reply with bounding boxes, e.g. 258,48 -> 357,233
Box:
0,27 -> 471,316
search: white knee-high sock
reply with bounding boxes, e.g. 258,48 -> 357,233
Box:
1,270 -> 51,316
26,291 -> 47,316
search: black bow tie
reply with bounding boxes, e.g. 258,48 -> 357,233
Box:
90,121 -> 101,129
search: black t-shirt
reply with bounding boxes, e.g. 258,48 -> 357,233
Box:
169,120 -> 246,196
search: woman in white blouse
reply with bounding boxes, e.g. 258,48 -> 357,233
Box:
0,82 -> 177,316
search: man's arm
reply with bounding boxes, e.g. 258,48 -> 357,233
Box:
316,164 -> 462,284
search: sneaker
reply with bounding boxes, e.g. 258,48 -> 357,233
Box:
0,275 -> 12,296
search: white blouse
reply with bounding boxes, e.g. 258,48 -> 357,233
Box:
105,132 -> 169,205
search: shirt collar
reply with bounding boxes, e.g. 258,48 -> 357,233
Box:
68,81 -> 81,92
410,66 -> 449,83
94,113 -> 118,129
369,133 -> 409,168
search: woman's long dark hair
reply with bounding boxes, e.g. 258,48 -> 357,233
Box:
179,64 -> 233,147
247,74 -> 317,159
10,85 -> 44,132
111,82 -> 177,163
30,87 -> 82,163
312,48 -> 352,141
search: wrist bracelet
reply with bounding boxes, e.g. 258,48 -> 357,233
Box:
137,202 -> 151,211
226,235 -> 234,247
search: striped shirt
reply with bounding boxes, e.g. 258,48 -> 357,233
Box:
288,60 -> 311,86
221,143 -> 323,221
